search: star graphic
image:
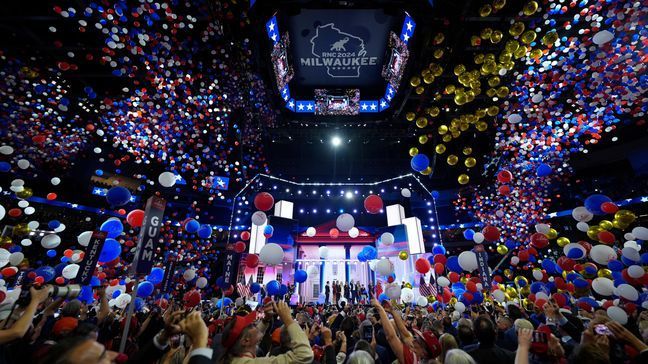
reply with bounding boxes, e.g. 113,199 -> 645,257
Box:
370,103 -> 377,110
297,103 -> 304,110
306,103 -> 313,110
271,33 -> 277,42
288,100 -> 294,108
403,33 -> 410,42
406,21 -> 413,31
268,21 -> 275,32
217,178 -> 225,187
386,94 -> 393,101
642,197 -> 648,202
361,103 -> 368,110
380,100 -> 387,107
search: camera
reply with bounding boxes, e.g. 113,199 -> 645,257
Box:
17,284 -> 82,306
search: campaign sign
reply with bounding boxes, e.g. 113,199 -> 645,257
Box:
473,244 -> 492,290
161,260 -> 176,293
288,9 -> 395,87
77,231 -> 108,286
133,196 -> 166,275
222,251 -> 241,286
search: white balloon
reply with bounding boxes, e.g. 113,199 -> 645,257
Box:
624,241 -> 640,251
616,284 -> 638,301
572,206 -> 593,222
606,306 -> 628,325
20,239 -> 32,246
627,265 -> 644,279
18,200 -> 29,208
622,247 -> 640,262
376,258 -> 394,276
623,233 -> 635,241
508,113 -> 522,123
24,207 -> 35,215
318,246 -> 329,259
11,179 -> 24,187
235,297 -> 244,307
348,227 -> 359,239
535,224 -> 551,234
417,296 -> 428,306
8,252 -> 24,266
437,276 -> 450,287
336,213 -> 355,232
589,244 -> 616,265
0,146 -> 14,155
492,289 -> 506,303
385,284 -> 401,299
116,293 -> 132,309
77,231 -> 93,247
496,210 -> 504,218
27,221 -> 39,230
511,256 -> 520,266
458,251 -> 478,271
531,93 -> 543,103
0,205 -> 4,221
251,211 -> 267,226
631,227 -> 648,240
183,269 -> 196,281
158,172 -> 177,187
368,260 -> 377,271
401,188 -> 411,198
196,277 -> 208,288
592,30 -> 614,45
54,224 -> 66,233
532,269 -> 544,281
576,222 -> 590,232
400,287 -> 414,303
260,243 -> 284,265
62,264 -> 80,279
17,159 -> 30,169
41,234 -> 61,249
454,302 -> 466,313
380,232 -> 394,246
51,177 -> 61,186
592,278 -> 614,296
0,249 -> 10,268
472,232 -> 485,244
306,227 -> 316,237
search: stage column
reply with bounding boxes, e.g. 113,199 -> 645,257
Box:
345,244 -> 350,283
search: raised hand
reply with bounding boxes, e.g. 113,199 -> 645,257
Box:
179,311 -> 208,348
517,328 -> 532,350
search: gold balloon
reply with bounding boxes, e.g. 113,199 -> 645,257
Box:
520,30 -> 537,44
449,297 -> 457,305
546,228 -> 558,240
0,236 -> 13,245
476,121 -> 488,132
416,117 -> 428,128
587,226 -> 603,240
454,64 -> 466,76
470,35 -> 481,47
474,53 -> 485,64
556,237 -> 570,247
442,135 -> 453,143
597,269 -> 612,279
421,166 -> 433,175
509,22 -> 525,37
463,147 -> 472,155
419,135 -> 429,144
480,4 -> 492,17
410,76 -> 421,87
613,220 -> 629,230
427,295 -> 436,303
405,282 -> 412,289
458,174 -> 470,185
433,49 -> 444,59
399,250 -> 409,260
599,220 -> 613,230
465,157 -> 477,168
505,40 -> 520,53
13,223 -> 31,236
423,74 -> 435,84
497,86 -> 510,98
438,125 -> 449,135
542,31 -> 558,46
487,105 -> 499,116
614,210 -> 636,224
523,1 -> 539,16
514,46 -> 528,59
409,147 -> 419,157
490,30 -> 503,44
406,112 -> 416,121
435,144 -> 447,154
430,64 -> 443,77
488,76 -> 501,87
454,93 -> 467,105
428,106 -> 440,117
445,84 -> 456,94
16,187 -> 33,199
497,245 -> 508,255
529,49 -> 543,59
493,0 -> 506,10
415,86 -> 425,94
447,155 -> 459,166
434,33 -> 445,45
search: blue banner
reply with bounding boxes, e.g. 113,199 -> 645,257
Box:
473,244 -> 491,290
222,251 -> 241,285
76,231 -> 107,286
133,196 -> 166,275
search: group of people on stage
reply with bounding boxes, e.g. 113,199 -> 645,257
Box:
324,280 -> 373,305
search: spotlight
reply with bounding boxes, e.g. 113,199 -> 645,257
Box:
331,136 -> 342,147
345,191 -> 353,199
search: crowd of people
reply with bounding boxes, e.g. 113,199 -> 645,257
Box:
0,284 -> 647,364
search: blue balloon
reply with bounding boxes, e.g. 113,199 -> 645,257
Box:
472,291 -> 484,304
197,224 -> 212,239
35,266 -> 55,282
567,248 -> 584,259
250,282 -> 261,294
536,163 -> 553,177
48,220 -> 61,230
100,219 -> 124,238
411,154 -> 430,172
263,225 -> 274,236
79,285 -> 95,304
185,219 -> 200,233
432,245 -> 446,255
463,229 -> 475,240
364,246 -> 378,260
452,283 -> 466,296
215,276 -> 231,290
431,190 -> 440,199
378,293 -> 389,302
137,281 -> 155,297
541,259 -> 557,274
641,253 -> 648,265
530,282 -> 545,294
54,263 -> 67,276
573,278 -> 589,289
90,276 -> 101,287
608,259 -> 624,271
294,269 -> 308,283
0,162 -> 11,172
266,280 -> 280,295
106,186 -> 131,206
134,297 -> 145,311
279,284 -> 288,296
98,238 -> 121,263
446,256 -> 462,273
47,249 -> 57,258
147,267 -> 165,285
216,297 -> 233,308
584,194 -> 612,215
357,251 -> 367,262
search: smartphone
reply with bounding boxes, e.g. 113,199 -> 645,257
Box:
363,325 -> 373,340
532,331 -> 548,344
594,324 -> 613,336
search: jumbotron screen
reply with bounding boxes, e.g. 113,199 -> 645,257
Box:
266,9 -> 415,115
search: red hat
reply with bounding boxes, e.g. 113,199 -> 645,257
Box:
222,311 -> 257,348
413,329 -> 441,358
52,317 -> 79,337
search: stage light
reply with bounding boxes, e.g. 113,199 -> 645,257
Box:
326,209 -> 331,213
331,136 -> 342,147
345,191 -> 353,199
312,190 -> 317,195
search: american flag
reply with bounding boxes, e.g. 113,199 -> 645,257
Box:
237,275 -> 254,298
429,274 -> 438,297
419,275 -> 432,296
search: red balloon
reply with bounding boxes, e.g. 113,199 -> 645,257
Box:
600,202 -> 618,214
497,170 -> 513,183
597,231 -> 615,245
246,254 -> 259,268
482,225 -> 500,242
1,267 -> 18,277
415,258 -> 431,274
183,290 -> 201,307
518,250 -> 530,262
234,241 -> 246,254
498,185 -> 511,195
127,209 -> 145,227
433,254 -> 447,265
8,208 -> 22,218
448,272 -> 460,283
434,263 -> 445,275
329,228 -> 340,239
254,192 -> 274,211
535,299 -> 548,309
55,277 -> 65,285
241,231 -> 251,241
466,281 -> 477,292
46,193 -> 57,200
35,276 -> 45,284
387,275 -> 395,283
364,195 -> 383,214
463,292 -> 474,302
530,233 -> 549,249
